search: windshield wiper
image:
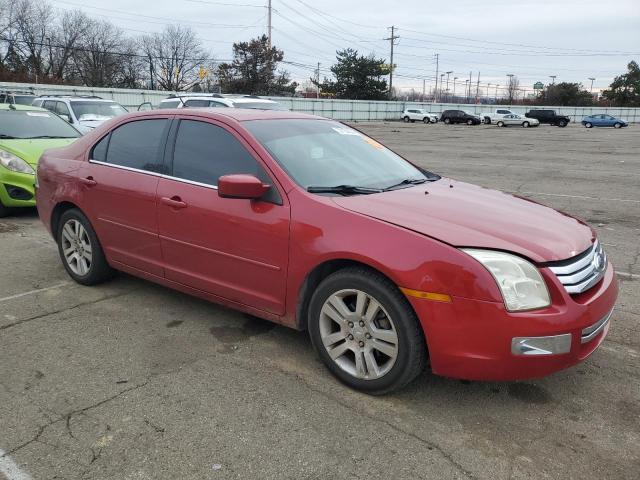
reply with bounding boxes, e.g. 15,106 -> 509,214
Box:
383,178 -> 429,191
307,185 -> 383,195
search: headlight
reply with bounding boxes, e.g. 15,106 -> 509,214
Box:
462,249 -> 551,312
0,149 -> 35,175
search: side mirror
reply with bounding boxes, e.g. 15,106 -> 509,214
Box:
218,174 -> 270,200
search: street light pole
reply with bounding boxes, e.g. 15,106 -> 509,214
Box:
440,73 -> 445,102
550,75 -> 556,84
506,73 -> 514,103
453,77 -> 458,102
487,83 -> 491,103
588,77 -> 595,93
495,84 -> 499,102
445,71 -> 452,102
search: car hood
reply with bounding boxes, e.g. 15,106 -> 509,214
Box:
0,138 -> 78,165
331,178 -> 594,262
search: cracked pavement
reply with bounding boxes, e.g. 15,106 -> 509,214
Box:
1,122 -> 639,479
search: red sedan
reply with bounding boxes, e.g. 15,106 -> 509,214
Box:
35,109 -> 618,394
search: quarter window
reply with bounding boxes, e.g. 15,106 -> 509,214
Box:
172,120 -> 266,186
91,135 -> 110,162
104,119 -> 168,172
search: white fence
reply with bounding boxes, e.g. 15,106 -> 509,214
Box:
2,81 -> 639,124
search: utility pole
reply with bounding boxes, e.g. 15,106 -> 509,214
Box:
495,84 -> 499,102
385,26 -> 399,100
422,79 -> 426,102
506,73 -> 514,103
588,77 -> 595,93
267,0 -> 272,49
549,75 -> 556,85
464,79 -> 469,103
453,77 -> 458,102
475,72 -> 480,103
445,71 -> 452,102
316,62 -> 320,99
433,54 -> 439,103
468,71 -> 472,103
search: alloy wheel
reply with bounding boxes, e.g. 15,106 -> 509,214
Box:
319,289 -> 399,380
61,219 -> 93,276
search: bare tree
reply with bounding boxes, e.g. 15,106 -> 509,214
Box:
140,25 -> 211,91
8,0 -> 54,82
47,9 -> 90,81
506,75 -> 520,104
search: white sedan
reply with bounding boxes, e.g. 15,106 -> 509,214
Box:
495,114 -> 540,128
401,108 -> 438,123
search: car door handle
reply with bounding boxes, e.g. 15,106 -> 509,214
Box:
80,176 -> 97,187
161,196 -> 188,209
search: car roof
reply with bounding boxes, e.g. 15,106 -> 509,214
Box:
36,96 -> 117,103
129,107 -> 322,122
0,104 -> 48,111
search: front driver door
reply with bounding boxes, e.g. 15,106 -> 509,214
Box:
156,118 -> 290,315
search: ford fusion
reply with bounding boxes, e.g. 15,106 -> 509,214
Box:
35,109 -> 618,394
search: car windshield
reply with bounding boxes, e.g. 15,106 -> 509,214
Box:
245,119 -> 436,191
234,101 -> 287,111
13,95 -> 35,105
70,101 -> 127,121
0,110 -> 81,138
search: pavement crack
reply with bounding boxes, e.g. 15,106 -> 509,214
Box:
0,290 -> 137,331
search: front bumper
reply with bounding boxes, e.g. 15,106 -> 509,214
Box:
406,263 -> 618,381
0,169 -> 36,208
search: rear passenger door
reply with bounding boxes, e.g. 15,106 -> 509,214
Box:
156,118 -> 290,315
81,117 -> 171,277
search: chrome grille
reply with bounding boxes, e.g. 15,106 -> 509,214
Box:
548,240 -> 607,294
581,309 -> 613,344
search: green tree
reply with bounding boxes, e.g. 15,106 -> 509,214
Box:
217,35 -> 297,96
602,61 -> 640,107
315,49 -> 390,100
537,82 -> 593,106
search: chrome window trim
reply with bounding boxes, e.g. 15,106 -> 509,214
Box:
88,159 -> 219,190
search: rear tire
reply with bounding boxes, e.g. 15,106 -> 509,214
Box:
497,121 -> 505,127
585,122 -> 593,128
308,267 -> 427,395
444,118 -> 451,124
423,117 -> 429,124
484,117 -> 491,125
403,116 -> 410,123
558,120 -> 568,127
614,122 -> 622,129
57,208 -> 115,286
522,121 -> 530,128
466,119 -> 474,125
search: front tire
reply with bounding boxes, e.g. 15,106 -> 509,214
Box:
444,118 -> 451,124
57,209 -> 114,285
484,117 -> 491,125
403,116 -> 410,123
423,117 -> 429,124
308,267 -> 427,395
497,121 -> 505,127
466,119 -> 474,125
558,120 -> 568,127
522,121 -> 530,128
585,122 -> 593,128
614,122 -> 622,128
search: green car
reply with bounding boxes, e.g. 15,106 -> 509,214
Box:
0,104 -> 81,217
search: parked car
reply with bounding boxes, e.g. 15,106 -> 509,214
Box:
36,109 -> 618,394
0,104 -> 81,217
159,94 -> 287,111
495,114 -> 540,128
33,96 -> 128,134
581,114 -> 628,129
0,90 -> 37,105
480,108 -> 516,125
525,109 -> 570,127
401,108 -> 438,124
440,110 -> 482,125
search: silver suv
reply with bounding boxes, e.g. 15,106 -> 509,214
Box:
32,96 -> 128,134
158,94 -> 287,111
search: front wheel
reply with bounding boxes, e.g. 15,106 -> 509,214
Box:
614,122 -> 622,129
57,209 -> 115,285
403,116 -> 410,123
558,120 -> 568,127
585,122 -> 593,128
484,117 -> 491,125
522,121 -> 530,128
466,119 -> 474,125
444,118 -> 451,124
308,267 -> 427,395
497,121 -> 505,127
423,117 -> 429,124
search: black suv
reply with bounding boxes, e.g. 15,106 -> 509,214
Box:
440,110 -> 481,125
525,109 -> 570,127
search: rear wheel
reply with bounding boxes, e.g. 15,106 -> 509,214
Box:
614,122 -> 622,129
308,267 -> 427,395
466,119 -> 474,125
423,117 -> 429,124
403,116 -> 410,123
444,118 -> 451,124
558,120 -> 568,127
497,121 -> 505,127
585,122 -> 593,128
484,117 -> 491,125
57,209 -> 114,285
522,121 -> 530,128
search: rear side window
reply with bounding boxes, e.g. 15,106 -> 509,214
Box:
497,109 -> 510,114
104,119 -> 168,172
160,100 -> 180,109
172,120 -> 266,186
184,99 -> 209,107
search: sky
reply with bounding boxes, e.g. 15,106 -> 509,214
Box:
50,0 -> 640,96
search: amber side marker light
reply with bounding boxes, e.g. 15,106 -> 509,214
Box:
400,288 -> 452,303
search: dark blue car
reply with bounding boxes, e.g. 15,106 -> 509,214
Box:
581,114 -> 628,128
